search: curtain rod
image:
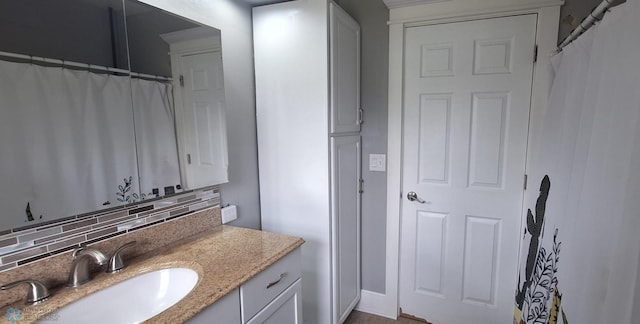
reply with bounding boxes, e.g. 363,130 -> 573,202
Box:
557,0 -> 616,51
0,50 -> 172,82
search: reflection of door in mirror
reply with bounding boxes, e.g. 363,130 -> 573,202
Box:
162,28 -> 229,189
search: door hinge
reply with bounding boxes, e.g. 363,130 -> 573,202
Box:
524,174 -> 528,190
179,75 -> 185,87
187,153 -> 192,165
358,178 -> 364,194
533,45 -> 538,63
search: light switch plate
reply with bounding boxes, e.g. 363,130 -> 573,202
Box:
221,205 -> 238,224
369,154 -> 386,172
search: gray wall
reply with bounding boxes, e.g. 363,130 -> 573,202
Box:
0,0 -> 128,69
328,0 -> 622,295
559,0 -> 625,41
335,0 -> 390,294
125,7 -> 198,77
325,0 -> 622,295
634,250 -> 640,320
141,0 -> 262,230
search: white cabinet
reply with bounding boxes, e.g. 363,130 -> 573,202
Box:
240,247 -> 302,322
330,3 -> 361,134
254,1 -> 361,323
187,288 -> 241,324
188,248 -> 302,324
247,279 -> 303,324
331,135 -> 361,323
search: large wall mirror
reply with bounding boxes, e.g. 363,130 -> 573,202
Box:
0,0 -> 228,240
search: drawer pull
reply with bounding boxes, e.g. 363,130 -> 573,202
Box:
266,272 -> 288,289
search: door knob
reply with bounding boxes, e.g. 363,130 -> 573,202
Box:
407,191 -> 426,203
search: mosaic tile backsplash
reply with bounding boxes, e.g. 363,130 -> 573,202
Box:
0,186 -> 220,272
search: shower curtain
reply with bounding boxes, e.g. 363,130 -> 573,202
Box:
0,60 -> 139,229
0,59 -> 179,230
514,1 -> 640,324
131,78 -> 181,198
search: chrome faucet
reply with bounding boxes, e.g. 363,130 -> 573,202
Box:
1,279 -> 50,305
107,241 -> 136,273
67,247 -> 108,287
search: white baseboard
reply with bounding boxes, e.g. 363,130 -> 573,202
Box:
354,290 -> 397,320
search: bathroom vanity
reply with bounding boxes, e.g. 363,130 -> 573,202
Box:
189,242 -> 303,324
0,226 -> 304,323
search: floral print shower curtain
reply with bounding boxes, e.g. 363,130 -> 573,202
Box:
514,1 -> 640,323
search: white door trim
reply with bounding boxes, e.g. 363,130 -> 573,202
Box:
387,0 -> 564,23
379,5 -> 561,319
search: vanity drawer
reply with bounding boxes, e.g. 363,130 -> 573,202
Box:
240,247 -> 301,322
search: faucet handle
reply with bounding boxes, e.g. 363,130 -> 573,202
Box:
107,241 -> 137,273
72,245 -> 84,258
1,279 -> 50,305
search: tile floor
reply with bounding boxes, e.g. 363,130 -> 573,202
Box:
344,310 -> 428,324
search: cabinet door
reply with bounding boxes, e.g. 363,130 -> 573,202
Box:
186,288 -> 241,324
240,248 -> 302,322
330,3 -> 361,134
330,135 -> 361,323
246,279 -> 303,324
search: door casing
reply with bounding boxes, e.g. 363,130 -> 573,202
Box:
399,13 -> 537,323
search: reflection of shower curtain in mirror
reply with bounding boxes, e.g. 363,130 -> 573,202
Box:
131,78 -> 180,198
0,60 -> 139,229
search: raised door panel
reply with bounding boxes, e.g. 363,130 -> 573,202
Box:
330,3 -> 361,134
246,279 -> 303,324
330,135 -> 361,323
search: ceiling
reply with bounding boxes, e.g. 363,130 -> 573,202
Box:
242,0 -> 292,6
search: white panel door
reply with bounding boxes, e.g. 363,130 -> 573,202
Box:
331,135 -> 361,323
400,15 -> 536,323
178,51 -> 228,188
330,3 -> 361,134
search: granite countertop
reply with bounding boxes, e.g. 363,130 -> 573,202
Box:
0,226 -> 304,323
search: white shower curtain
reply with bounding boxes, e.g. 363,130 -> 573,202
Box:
515,1 -> 640,324
131,78 -> 181,198
0,60 -> 139,230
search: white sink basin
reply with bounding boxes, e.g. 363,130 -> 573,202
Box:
42,268 -> 198,324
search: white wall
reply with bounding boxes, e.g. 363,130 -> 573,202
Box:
140,0 -> 261,229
